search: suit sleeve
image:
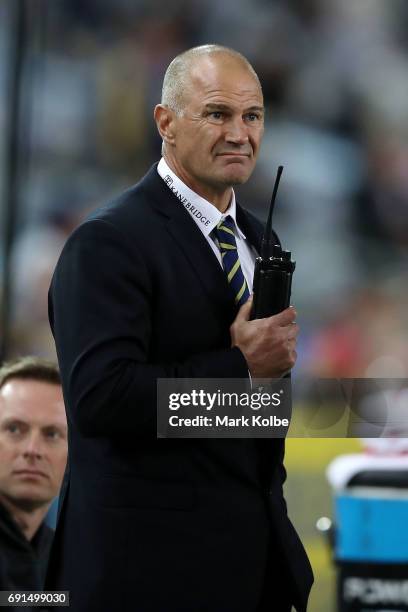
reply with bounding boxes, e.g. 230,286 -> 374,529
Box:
49,218 -> 249,436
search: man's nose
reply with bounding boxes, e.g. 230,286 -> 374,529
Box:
225,118 -> 249,144
23,432 -> 44,460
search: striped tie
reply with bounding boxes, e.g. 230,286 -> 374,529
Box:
214,216 -> 250,307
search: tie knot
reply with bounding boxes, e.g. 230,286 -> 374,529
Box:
215,216 -> 237,251
218,215 -> 234,231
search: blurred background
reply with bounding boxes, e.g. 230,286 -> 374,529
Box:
1,1 -> 407,610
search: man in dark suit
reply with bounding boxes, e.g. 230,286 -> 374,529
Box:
46,45 -> 313,611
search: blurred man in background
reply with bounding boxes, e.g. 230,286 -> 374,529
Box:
0,357 -> 67,591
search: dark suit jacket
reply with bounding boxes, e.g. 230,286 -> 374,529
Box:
46,164 -> 313,612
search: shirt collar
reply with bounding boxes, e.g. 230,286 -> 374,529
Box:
157,158 -> 246,240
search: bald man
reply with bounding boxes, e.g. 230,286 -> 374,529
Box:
46,45 -> 313,611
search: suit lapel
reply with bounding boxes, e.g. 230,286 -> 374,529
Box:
141,166 -> 234,312
141,166 -> 265,316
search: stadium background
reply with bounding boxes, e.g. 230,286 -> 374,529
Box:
1,1 -> 408,610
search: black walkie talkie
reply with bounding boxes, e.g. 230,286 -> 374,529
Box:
251,166 -> 295,320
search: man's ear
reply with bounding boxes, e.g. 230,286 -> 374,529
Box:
154,105 -> 177,146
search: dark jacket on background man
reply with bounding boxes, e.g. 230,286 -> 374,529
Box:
0,501 -> 53,611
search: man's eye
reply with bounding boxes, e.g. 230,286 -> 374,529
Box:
7,424 -> 21,435
209,111 -> 223,120
246,113 -> 260,122
45,429 -> 60,440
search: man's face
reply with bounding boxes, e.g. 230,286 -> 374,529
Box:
166,55 -> 264,198
0,379 -> 67,509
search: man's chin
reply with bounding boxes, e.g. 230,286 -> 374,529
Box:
9,487 -> 53,510
221,169 -> 252,186
214,161 -> 252,182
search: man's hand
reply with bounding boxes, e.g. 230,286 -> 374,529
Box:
230,297 -> 299,378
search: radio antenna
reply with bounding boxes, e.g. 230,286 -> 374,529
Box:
260,165 -> 283,258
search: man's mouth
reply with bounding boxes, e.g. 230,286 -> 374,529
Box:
217,153 -> 250,157
13,469 -> 48,479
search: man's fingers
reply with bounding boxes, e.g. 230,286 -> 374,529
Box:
235,295 -> 253,323
271,306 -> 297,327
287,338 -> 297,351
286,323 -> 299,340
